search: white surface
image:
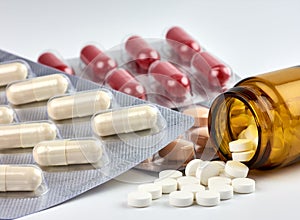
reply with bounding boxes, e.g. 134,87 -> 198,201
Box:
1,0 -> 300,219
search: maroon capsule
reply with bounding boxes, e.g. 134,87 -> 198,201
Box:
125,36 -> 160,71
106,68 -> 146,100
192,51 -> 231,87
166,26 -> 201,62
38,52 -> 74,75
149,61 -> 190,98
80,45 -> 118,79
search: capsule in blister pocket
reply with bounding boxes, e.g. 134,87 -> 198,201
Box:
0,121 -> 57,149
47,90 -> 112,120
0,105 -> 14,124
92,104 -> 162,137
0,61 -> 29,87
6,74 -> 70,105
33,139 -> 103,166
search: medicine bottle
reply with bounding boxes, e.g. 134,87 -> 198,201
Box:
209,67 -> 300,169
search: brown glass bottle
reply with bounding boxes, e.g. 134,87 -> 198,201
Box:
209,67 -> 300,169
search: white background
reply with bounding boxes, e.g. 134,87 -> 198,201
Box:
2,0 -> 300,219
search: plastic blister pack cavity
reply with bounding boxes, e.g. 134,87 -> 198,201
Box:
0,49 -> 193,219
0,105 -> 17,124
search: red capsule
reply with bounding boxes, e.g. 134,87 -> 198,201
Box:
125,36 -> 160,71
80,45 -> 117,79
38,52 -> 74,75
166,26 -> 201,62
106,68 -> 146,100
192,51 -> 231,86
149,61 -> 190,98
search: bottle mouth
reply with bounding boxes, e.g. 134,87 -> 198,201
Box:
209,86 -> 272,169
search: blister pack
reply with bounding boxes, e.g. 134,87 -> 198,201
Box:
0,49 -> 193,219
37,27 -> 241,172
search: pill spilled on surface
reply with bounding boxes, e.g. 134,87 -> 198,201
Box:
127,159 -> 255,208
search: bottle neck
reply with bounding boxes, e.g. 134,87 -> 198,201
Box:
209,85 -> 273,169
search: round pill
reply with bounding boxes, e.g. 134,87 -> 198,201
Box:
229,139 -> 254,152
188,127 -> 209,147
244,124 -> 258,141
183,106 -> 209,127
127,191 -> 152,208
210,161 -> 226,170
169,191 -> 194,207
185,159 -> 203,177
159,170 -> 182,179
232,150 -> 255,162
225,160 -> 249,178
196,190 -> 220,207
181,184 -> 205,199
209,184 -> 233,200
196,161 -> 221,186
0,62 -> 28,87
138,183 -> 162,200
208,176 -> 231,188
0,106 -> 14,124
177,176 -> 200,190
154,178 -> 177,194
232,178 -> 255,194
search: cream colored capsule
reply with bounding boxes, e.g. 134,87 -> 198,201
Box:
0,165 -> 43,192
92,105 -> 158,136
33,139 -> 103,166
47,90 -> 111,120
0,62 -> 28,87
0,122 -> 57,149
0,106 -> 14,124
6,74 -> 69,105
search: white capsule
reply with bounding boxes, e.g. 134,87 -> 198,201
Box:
6,74 -> 69,105
0,122 -> 57,149
225,160 -> 249,178
0,62 -> 28,87
229,139 -> 254,152
154,178 -> 177,194
232,150 -> 255,162
47,90 -> 111,120
195,161 -> 221,186
169,191 -> 194,207
92,105 -> 158,136
159,170 -> 182,180
138,183 -> 162,200
0,106 -> 14,124
232,177 -> 255,194
195,190 -> 220,207
33,139 -> 103,166
0,165 -> 43,192
185,159 -> 203,177
128,191 -> 152,208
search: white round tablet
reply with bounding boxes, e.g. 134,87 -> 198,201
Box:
154,178 -> 177,194
232,177 -> 255,194
229,139 -> 254,152
128,191 -> 152,208
196,161 -> 220,186
159,170 -> 182,179
208,176 -> 231,188
138,183 -> 162,200
181,184 -> 205,199
169,191 -> 194,207
177,176 -> 200,190
209,184 -> 233,200
185,159 -> 203,177
225,160 -> 249,178
232,150 -> 255,162
196,190 -> 220,207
